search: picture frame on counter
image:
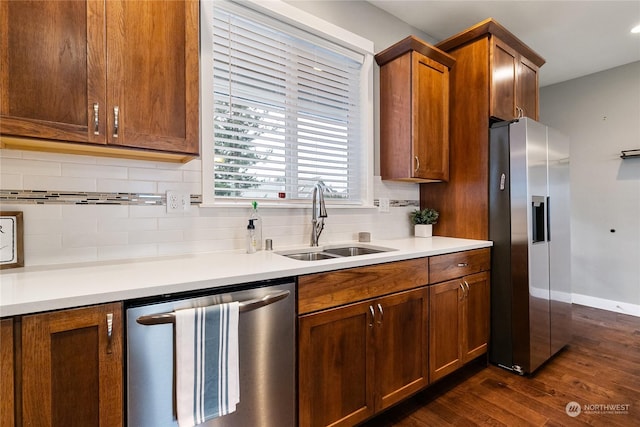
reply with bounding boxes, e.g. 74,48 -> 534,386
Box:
0,211 -> 24,269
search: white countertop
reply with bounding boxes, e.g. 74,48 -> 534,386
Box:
0,236 -> 492,316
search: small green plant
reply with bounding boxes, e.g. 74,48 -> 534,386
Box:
410,208 -> 439,225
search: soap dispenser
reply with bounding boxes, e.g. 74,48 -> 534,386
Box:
246,219 -> 257,254
250,201 -> 262,250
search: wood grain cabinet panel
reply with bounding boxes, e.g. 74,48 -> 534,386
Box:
0,0 -> 106,144
464,271 -> 491,361
299,300 -> 375,427
376,36 -> 455,183
298,287 -> 429,427
106,0 -> 199,154
0,318 -> 14,427
0,0 -> 199,160
21,303 -> 123,427
375,288 -> 429,411
298,258 -> 428,315
429,278 -> 464,380
429,246 -> 490,384
429,271 -> 490,382
422,18 -> 545,240
491,37 -> 540,121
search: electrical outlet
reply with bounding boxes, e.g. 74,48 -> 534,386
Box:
166,191 -> 181,213
379,198 -> 390,213
166,191 -> 190,213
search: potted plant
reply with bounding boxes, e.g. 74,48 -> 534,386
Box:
410,208 -> 439,237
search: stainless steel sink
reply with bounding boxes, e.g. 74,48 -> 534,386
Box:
277,244 -> 395,261
282,252 -> 340,261
323,246 -> 387,257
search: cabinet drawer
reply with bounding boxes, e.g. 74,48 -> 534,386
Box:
428,248 -> 490,284
298,258 -> 428,314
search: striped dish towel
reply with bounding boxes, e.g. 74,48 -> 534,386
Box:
175,302 -> 240,427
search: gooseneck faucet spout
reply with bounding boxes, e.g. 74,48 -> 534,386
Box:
310,181 -> 328,246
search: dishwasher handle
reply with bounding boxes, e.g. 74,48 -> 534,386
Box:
136,289 -> 290,326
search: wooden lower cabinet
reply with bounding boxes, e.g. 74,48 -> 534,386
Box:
429,271 -> 490,382
1,318 -> 14,427
21,302 -> 123,427
298,287 -> 429,427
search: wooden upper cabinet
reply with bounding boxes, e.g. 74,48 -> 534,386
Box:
517,54 -> 540,120
21,303 -> 123,427
376,36 -> 455,183
0,0 -> 107,144
0,0 -> 199,160
490,37 -> 540,121
436,18 -> 544,123
490,38 -> 518,121
106,0 -> 199,154
421,19 -> 544,240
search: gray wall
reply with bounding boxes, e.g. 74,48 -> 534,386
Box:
540,61 -> 640,313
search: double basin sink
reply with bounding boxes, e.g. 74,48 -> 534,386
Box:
277,244 -> 395,261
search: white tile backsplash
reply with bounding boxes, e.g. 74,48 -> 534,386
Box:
1,148 -> 420,267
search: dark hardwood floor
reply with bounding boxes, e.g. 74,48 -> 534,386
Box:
362,304 -> 640,426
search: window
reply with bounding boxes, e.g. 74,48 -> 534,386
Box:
200,0 -> 374,206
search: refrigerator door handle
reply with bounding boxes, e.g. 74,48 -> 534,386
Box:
547,196 -> 551,242
531,196 -> 546,243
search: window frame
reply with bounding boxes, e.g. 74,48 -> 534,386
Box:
200,0 -> 375,208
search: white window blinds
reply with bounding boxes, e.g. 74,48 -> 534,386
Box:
211,3 -> 365,201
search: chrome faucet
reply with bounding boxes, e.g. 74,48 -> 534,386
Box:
310,181 -> 328,246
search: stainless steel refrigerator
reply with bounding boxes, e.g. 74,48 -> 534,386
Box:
489,118 -> 572,375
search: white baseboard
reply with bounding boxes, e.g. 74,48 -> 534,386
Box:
572,293 -> 640,317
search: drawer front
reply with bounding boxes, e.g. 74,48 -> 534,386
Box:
298,258 -> 428,315
428,248 -> 490,284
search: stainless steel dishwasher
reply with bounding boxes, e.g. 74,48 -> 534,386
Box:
125,278 -> 296,427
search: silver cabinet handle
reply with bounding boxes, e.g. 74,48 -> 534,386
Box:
463,280 -> 470,296
377,303 -> 383,326
113,106 -> 119,138
369,305 -> 375,328
106,313 -> 113,354
459,282 -> 465,300
137,290 -> 291,325
457,262 -> 468,268
516,106 -> 524,119
93,103 -> 100,135
414,156 -> 420,173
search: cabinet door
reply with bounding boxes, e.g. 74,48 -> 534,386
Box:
106,0 -> 199,154
429,279 -> 464,382
517,56 -> 540,120
0,318 -> 14,427
375,288 -> 429,410
413,52 -> 449,181
298,301 -> 375,427
0,0 -> 107,143
490,37 -> 518,121
463,271 -> 491,362
21,303 -> 123,427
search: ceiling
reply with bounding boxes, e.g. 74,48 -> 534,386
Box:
367,0 -> 640,87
